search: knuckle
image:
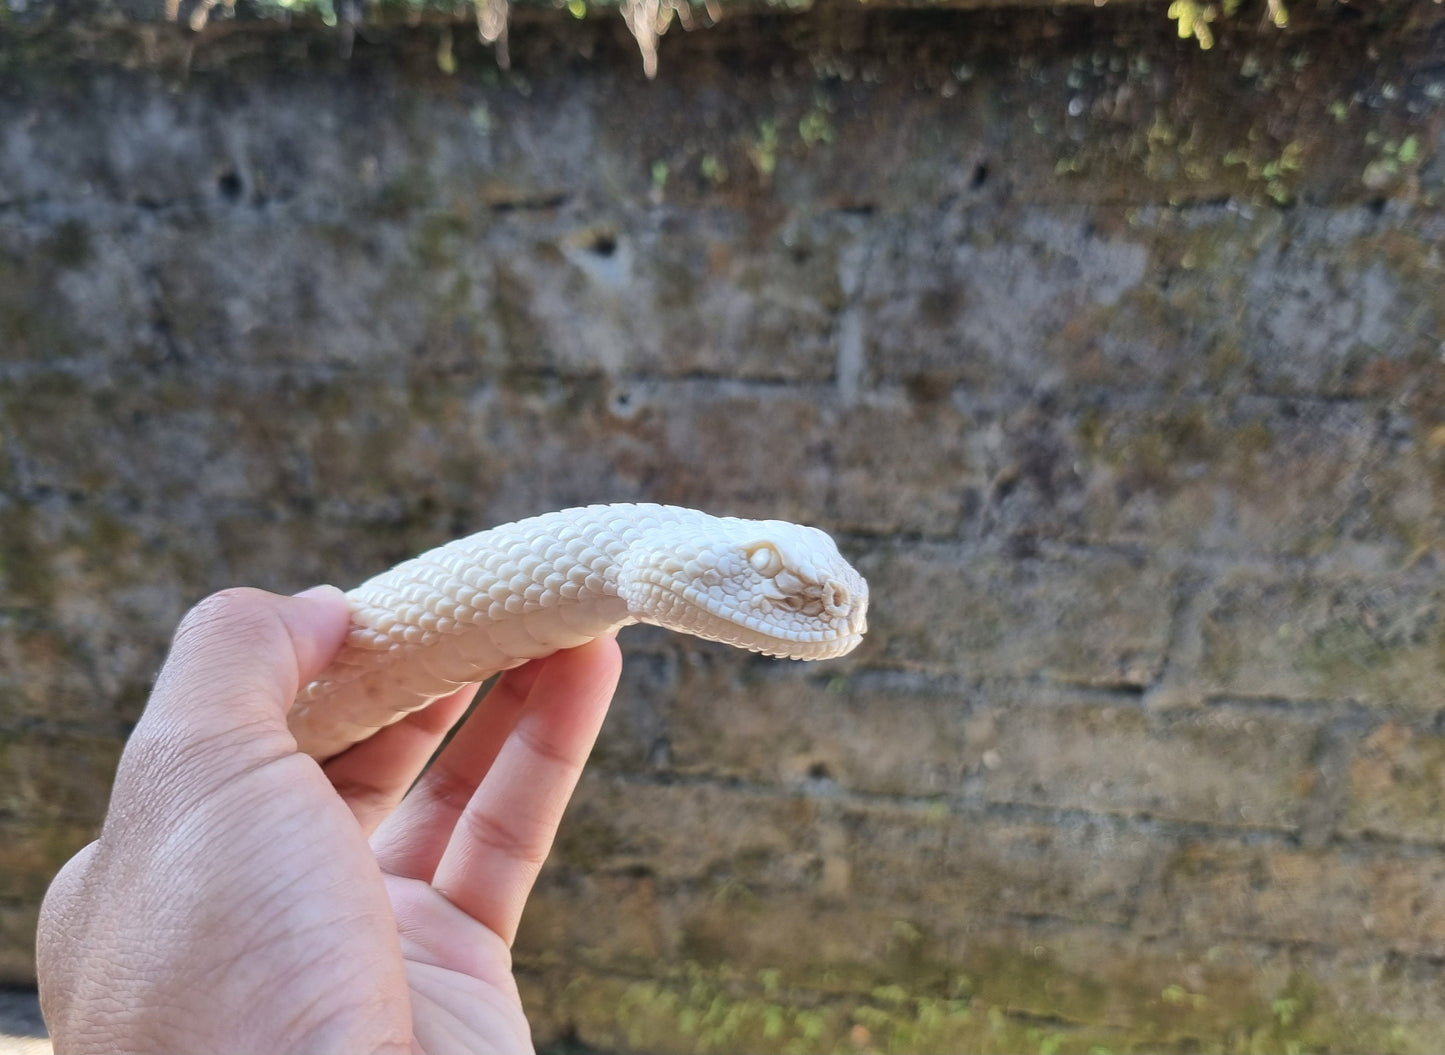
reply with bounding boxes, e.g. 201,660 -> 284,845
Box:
169,589 -> 293,681
174,587 -> 276,646
460,807 -> 550,871
36,841 -> 99,966
39,841 -> 98,918
421,760 -> 480,816
514,721 -> 583,772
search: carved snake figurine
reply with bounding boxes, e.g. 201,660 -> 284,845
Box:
290,503 -> 869,760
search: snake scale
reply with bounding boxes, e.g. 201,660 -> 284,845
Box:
290,503 -> 869,760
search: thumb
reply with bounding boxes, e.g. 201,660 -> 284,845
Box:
138,586 -> 352,761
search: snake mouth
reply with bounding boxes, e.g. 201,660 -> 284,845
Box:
626,575 -> 867,661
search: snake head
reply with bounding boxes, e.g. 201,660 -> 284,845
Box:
618,517 -> 868,660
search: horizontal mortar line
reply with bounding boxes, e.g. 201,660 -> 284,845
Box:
0,478 -> 1409,584
619,650 -> 1173,711
1129,920 -> 1445,962
914,190 -> 1371,212
0,484 -> 1341,576
0,488 -> 957,550
0,188 -> 1252,225
542,865 -> 1445,974
838,536 -> 1361,574
2,193 -> 1435,262
0,361 -> 1402,422
1145,194 -> 1444,218
2,361 -> 847,399
974,674 -> 1154,706
592,766 -> 1445,861
1033,898 -> 1445,964
851,537 -> 1435,582
0,185 -> 833,232
524,886 -> 1445,1004
801,666 -> 1047,700
8,340 -> 1410,408
607,374 -> 841,400
983,911 -> 1445,976
830,534 -> 1160,561
0,190 -> 435,224
521,867 -> 1445,974
605,377 -> 983,401
833,532 -> 1425,579
2,178 -> 1432,242
588,767 -> 1307,846
945,378 -> 1389,414
866,794 -> 1305,846
0,191 -> 587,240
613,368 -> 842,388
780,664 -> 1167,711
1156,548 -> 1411,577
1028,542 -> 1394,576
2,482 -> 424,521
1325,825 -> 1445,858
0,498 -> 1404,595
1199,692 -> 1411,727
1225,386 -> 1405,408
1044,673 -> 1151,697
629,660 -> 1310,720
531,877 -> 1151,949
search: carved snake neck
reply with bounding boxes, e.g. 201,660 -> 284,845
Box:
289,503 -> 869,760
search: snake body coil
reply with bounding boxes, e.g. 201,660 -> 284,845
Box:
290,503 -> 869,759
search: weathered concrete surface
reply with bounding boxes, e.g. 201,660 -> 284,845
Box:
2,3 -> 1444,1051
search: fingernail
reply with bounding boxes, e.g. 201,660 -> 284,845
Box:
293,584 -> 342,600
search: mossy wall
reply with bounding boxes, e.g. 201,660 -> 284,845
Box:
2,3 -> 1444,1051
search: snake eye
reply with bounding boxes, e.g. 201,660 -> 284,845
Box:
748,543 -> 784,578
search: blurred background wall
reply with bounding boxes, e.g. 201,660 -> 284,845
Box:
2,1 -> 1444,1050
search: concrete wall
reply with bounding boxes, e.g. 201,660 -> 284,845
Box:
2,4 -> 1444,1050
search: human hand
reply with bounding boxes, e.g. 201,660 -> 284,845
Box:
37,586 -> 622,1055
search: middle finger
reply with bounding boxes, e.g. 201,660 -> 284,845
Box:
368,659 -> 548,880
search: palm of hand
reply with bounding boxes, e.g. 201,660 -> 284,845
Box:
37,588 -> 621,1055
389,878 -> 532,1055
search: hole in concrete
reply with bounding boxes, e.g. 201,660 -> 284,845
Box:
586,230 -> 617,257
217,171 -> 243,202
